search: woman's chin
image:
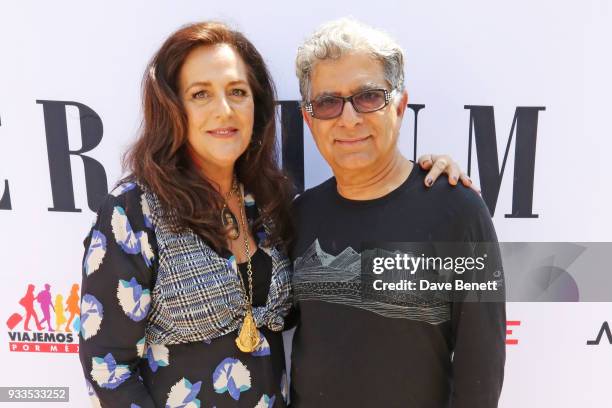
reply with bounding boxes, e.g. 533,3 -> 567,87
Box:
208,153 -> 246,170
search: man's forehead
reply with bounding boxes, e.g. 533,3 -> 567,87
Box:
310,53 -> 387,95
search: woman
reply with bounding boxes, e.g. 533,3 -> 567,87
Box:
79,21 -> 470,407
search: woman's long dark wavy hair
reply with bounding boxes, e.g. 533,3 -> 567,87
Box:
123,21 -> 294,252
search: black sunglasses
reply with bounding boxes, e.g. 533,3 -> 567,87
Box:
304,88 -> 395,120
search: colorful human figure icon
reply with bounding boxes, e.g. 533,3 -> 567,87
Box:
55,294 -> 67,332
36,284 -> 55,332
65,283 -> 80,332
19,284 -> 42,331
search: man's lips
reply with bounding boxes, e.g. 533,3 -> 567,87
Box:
334,135 -> 372,145
207,127 -> 239,138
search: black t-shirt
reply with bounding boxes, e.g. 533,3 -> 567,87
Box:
288,164 -> 506,408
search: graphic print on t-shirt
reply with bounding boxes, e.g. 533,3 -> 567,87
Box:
293,239 -> 450,325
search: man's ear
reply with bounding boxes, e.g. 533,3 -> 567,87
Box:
302,105 -> 314,130
395,89 -> 409,119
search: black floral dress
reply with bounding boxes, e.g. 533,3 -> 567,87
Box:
79,182 -> 292,407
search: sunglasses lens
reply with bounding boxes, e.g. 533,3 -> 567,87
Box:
312,96 -> 343,119
353,90 -> 386,112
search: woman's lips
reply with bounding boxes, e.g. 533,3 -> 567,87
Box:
207,127 -> 239,138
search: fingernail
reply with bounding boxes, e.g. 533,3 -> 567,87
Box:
426,177 -> 433,186
452,176 -> 458,183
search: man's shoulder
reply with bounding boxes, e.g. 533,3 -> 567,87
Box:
404,165 -> 489,219
292,177 -> 336,213
425,179 -> 491,221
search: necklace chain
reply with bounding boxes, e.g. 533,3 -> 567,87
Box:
235,183 -> 254,309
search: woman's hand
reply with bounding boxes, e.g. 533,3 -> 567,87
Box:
417,154 -> 480,194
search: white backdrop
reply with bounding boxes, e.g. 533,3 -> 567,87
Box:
1,1 -> 611,406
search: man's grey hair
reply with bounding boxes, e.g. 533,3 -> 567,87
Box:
295,17 -> 405,101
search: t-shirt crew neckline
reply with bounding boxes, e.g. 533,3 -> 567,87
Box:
332,161 -> 419,208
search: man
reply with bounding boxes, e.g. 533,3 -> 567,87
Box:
288,18 -> 505,407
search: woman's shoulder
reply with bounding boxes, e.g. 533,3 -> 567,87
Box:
91,180 -> 153,227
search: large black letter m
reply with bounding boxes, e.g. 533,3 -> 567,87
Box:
465,105 -> 545,218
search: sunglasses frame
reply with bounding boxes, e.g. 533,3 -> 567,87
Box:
303,88 -> 395,119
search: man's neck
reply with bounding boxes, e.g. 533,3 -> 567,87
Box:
335,152 -> 413,200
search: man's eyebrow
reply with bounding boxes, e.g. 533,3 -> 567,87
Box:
312,83 -> 385,99
351,82 -> 385,93
312,90 -> 342,100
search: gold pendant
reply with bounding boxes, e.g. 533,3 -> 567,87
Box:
235,310 -> 262,353
221,207 -> 240,240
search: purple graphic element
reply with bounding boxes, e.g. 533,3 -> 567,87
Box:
36,284 -> 54,331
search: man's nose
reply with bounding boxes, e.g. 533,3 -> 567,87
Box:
337,99 -> 362,127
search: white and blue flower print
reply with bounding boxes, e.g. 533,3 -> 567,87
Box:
255,394 -> 276,408
112,206 -> 140,254
137,231 -> 154,267
80,294 -> 103,340
85,380 -> 101,408
84,230 -> 107,276
212,357 -> 252,401
110,182 -> 136,197
111,205 -> 155,267
145,343 -> 169,372
91,353 -> 131,390
136,337 -> 146,358
141,194 -> 153,229
117,278 -> 151,322
251,332 -> 271,357
166,377 -> 202,408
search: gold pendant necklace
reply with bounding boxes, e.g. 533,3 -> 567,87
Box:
221,178 -> 240,240
236,309 -> 260,352
234,183 -> 262,353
